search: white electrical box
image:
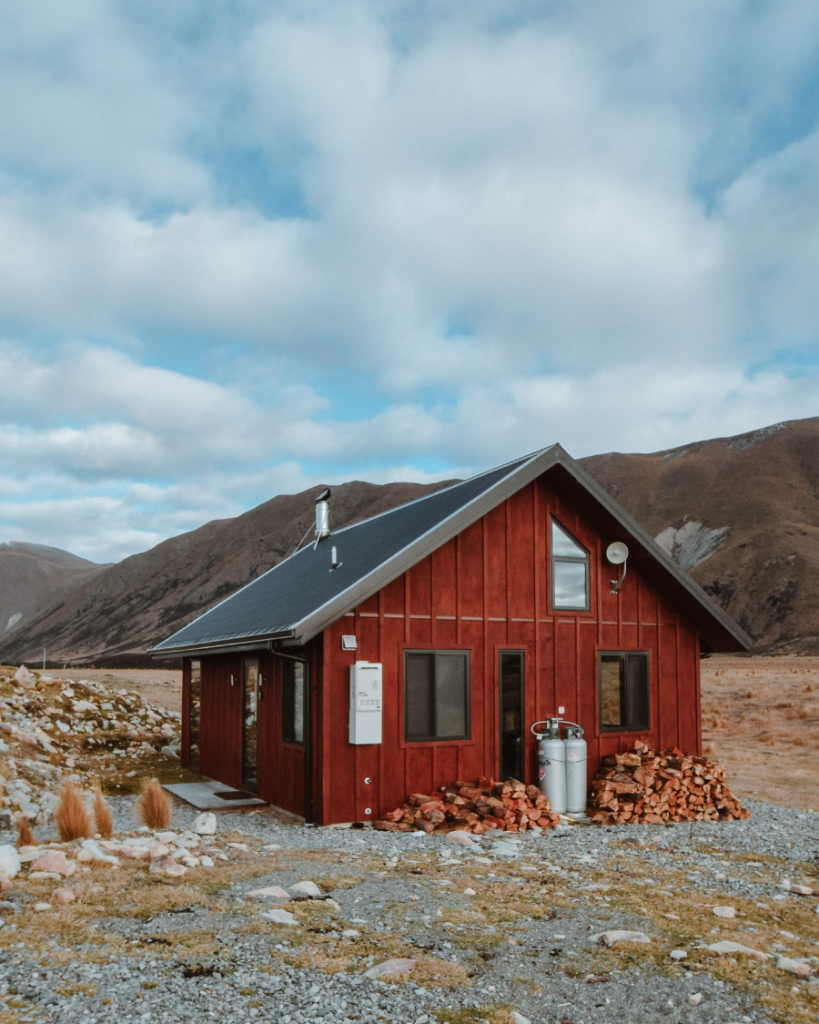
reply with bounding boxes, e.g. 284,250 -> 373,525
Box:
349,661 -> 382,745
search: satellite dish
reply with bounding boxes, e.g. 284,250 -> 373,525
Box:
606,541 -> 629,565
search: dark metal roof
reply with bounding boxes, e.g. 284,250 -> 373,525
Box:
151,450 -> 541,654
151,444 -> 752,656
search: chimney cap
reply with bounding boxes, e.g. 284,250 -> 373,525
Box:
315,487 -> 331,504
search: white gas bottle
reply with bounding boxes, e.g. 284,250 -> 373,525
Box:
563,724 -> 588,817
532,719 -> 567,815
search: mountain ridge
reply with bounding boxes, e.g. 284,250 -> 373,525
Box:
2,417 -> 818,665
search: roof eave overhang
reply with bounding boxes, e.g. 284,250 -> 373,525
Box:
149,630 -> 295,660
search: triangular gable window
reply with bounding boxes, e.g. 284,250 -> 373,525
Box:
551,518 -> 590,611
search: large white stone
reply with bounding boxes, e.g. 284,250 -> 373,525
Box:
777,956 -> 811,978
591,930 -> 650,947
13,666 -> 34,687
261,908 -> 299,926
364,958 -> 417,980
0,845 -> 21,879
445,831 -> 477,847
194,812 -> 217,835
706,940 -> 768,961
713,906 -> 736,919
291,880 -> 322,897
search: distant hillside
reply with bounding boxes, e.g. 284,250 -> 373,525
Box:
3,416 -> 819,667
0,542 -> 108,643
0,481 -> 453,666
581,417 -> 819,653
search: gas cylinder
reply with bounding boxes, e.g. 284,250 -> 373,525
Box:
533,719 -> 567,815
563,724 -> 588,817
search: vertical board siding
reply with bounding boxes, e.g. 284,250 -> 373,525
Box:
313,475 -> 706,825
199,654 -> 243,790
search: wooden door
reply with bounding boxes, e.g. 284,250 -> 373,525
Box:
258,653 -> 310,819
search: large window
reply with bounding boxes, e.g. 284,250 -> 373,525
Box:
283,660 -> 306,744
405,651 -> 470,742
551,518 -> 590,610
599,652 -> 650,732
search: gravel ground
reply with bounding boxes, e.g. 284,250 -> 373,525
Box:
1,798 -> 817,1024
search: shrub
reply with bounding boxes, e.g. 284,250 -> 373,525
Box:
136,778 -> 172,831
55,781 -> 92,842
16,815 -> 36,849
93,783 -> 114,840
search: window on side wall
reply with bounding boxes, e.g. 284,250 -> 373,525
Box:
598,652 -> 650,732
405,651 -> 470,742
282,660 -> 306,744
551,517 -> 590,611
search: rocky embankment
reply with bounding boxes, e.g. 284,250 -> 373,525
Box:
0,664 -> 182,831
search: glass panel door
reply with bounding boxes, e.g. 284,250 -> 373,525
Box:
499,651 -> 524,782
242,657 -> 259,793
189,660 -> 201,773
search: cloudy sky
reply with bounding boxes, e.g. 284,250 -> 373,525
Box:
2,1 -> 819,562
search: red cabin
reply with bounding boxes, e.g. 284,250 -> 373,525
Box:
151,446 -> 750,824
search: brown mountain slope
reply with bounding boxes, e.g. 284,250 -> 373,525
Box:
0,542 -> 108,642
580,417 -> 819,652
0,480 -> 454,666
2,416 -> 817,666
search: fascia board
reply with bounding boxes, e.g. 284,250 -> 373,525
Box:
552,451 -> 753,650
292,446 -> 563,643
148,631 -> 294,658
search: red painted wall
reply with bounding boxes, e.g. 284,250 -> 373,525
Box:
189,648 -> 316,819
317,476 -> 702,825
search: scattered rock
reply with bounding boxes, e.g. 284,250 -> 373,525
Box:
291,880 -> 322,897
77,840 -> 118,866
688,993 -> 703,1006
0,846 -> 21,880
247,886 -> 290,899
445,831 -> 477,847
342,929 -> 360,938
13,666 -> 34,688
464,887 -> 476,896
30,850 -> 73,876
194,812 -> 217,835
364,958 -> 417,980
669,950 -> 687,961
149,856 -> 187,878
777,956 -> 811,978
260,908 -> 299,926
713,906 -> 736,919
706,940 -> 769,961
33,902 -> 51,912
510,1012 -> 532,1024
789,884 -> 813,896
52,887 -> 75,904
591,930 -> 650,947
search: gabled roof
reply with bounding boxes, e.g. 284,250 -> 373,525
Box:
151,445 -> 752,656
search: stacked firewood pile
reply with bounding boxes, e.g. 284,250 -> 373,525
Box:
588,743 -> 751,825
375,778 -> 561,833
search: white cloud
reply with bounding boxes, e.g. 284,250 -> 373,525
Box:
1,3 -> 819,560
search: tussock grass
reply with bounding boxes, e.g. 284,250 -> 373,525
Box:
55,781 -> 92,841
16,815 -> 36,848
93,782 -> 114,839
136,778 -> 172,830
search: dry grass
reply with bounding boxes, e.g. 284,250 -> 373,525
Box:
701,655 -> 819,809
16,815 -> 36,848
55,781 -> 92,841
136,777 -> 172,830
93,782 -> 114,839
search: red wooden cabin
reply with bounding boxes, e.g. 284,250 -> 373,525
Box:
151,446 -> 750,824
